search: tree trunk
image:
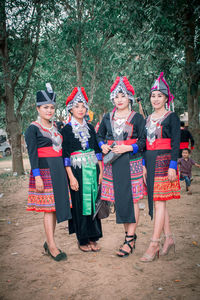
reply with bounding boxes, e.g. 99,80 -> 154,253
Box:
183,1 -> 200,160
185,24 -> 199,130
75,0 -> 82,86
0,0 -> 42,175
0,1 -> 24,175
75,42 -> 82,86
5,100 -> 24,175
89,59 -> 98,105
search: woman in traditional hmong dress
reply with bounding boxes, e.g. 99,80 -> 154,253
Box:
25,84 -> 72,261
97,76 -> 146,257
62,87 -> 103,252
140,72 -> 180,262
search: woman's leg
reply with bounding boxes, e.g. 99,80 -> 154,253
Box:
163,207 -> 171,236
124,223 -> 128,233
161,207 -> 175,253
152,201 -> 166,239
117,203 -> 139,255
43,212 -> 60,257
141,201 -> 165,259
123,202 -> 140,234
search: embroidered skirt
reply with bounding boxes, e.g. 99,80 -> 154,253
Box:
27,169 -> 56,212
101,156 -> 144,204
153,154 -> 180,201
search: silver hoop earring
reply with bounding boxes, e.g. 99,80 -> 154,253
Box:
37,115 -> 41,122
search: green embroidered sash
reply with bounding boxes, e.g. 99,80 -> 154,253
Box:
76,149 -> 98,215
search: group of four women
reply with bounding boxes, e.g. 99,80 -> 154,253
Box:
25,73 -> 180,262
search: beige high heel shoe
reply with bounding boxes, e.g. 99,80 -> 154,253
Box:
140,238 -> 161,263
160,233 -> 175,256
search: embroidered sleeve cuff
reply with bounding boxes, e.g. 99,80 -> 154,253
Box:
169,160 -> 177,170
64,157 -> 71,167
96,153 -> 102,161
132,143 -> 139,154
98,141 -> 105,149
85,141 -> 89,149
142,158 -> 145,166
32,168 -> 41,177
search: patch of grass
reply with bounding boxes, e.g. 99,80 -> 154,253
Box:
0,172 -> 29,179
0,156 -> 12,162
0,172 -> 13,179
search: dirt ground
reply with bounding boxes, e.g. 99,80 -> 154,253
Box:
0,158 -> 200,300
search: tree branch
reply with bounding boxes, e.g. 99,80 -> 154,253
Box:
64,1 -> 75,12
16,3 -> 42,116
13,6 -> 36,89
0,0 -> 13,105
101,33 -> 115,49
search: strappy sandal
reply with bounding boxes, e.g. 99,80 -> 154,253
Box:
160,233 -> 175,256
120,232 -> 137,250
140,238 -> 161,263
117,235 -> 135,258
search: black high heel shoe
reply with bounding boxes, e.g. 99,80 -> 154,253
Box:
133,233 -> 137,249
43,242 -> 67,261
117,235 -> 135,258
120,233 -> 137,249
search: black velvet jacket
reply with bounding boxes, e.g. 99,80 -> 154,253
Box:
97,111 -> 146,154
62,122 -> 101,158
145,112 -> 180,162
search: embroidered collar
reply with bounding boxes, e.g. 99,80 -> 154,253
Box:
32,121 -> 62,152
70,117 -> 90,150
146,111 -> 172,145
70,116 -> 89,130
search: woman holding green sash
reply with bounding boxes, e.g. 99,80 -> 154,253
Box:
62,87 -> 103,252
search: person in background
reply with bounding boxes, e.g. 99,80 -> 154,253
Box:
136,97 -> 146,119
179,121 -> 194,157
94,121 -> 100,133
97,76 -> 146,258
141,72 -> 180,262
62,87 -> 103,252
56,121 -> 64,133
178,148 -> 200,195
25,83 -> 72,262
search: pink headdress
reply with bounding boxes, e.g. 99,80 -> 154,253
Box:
151,72 -> 174,108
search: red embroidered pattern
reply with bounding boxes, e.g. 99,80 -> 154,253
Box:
101,157 -> 144,203
153,154 -> 180,201
27,169 -> 55,212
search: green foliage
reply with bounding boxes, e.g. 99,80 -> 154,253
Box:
1,0 -> 199,133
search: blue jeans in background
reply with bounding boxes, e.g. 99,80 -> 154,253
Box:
180,176 -> 191,187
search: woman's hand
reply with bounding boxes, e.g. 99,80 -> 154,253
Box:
143,166 -> 147,185
101,144 -> 112,154
168,168 -> 177,182
35,176 -> 44,192
70,175 -> 79,191
112,144 -> 132,154
98,171 -> 103,185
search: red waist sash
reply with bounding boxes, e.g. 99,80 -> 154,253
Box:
71,152 -> 82,156
180,142 -> 189,149
146,138 -> 171,150
37,147 -> 62,157
107,139 -> 137,146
